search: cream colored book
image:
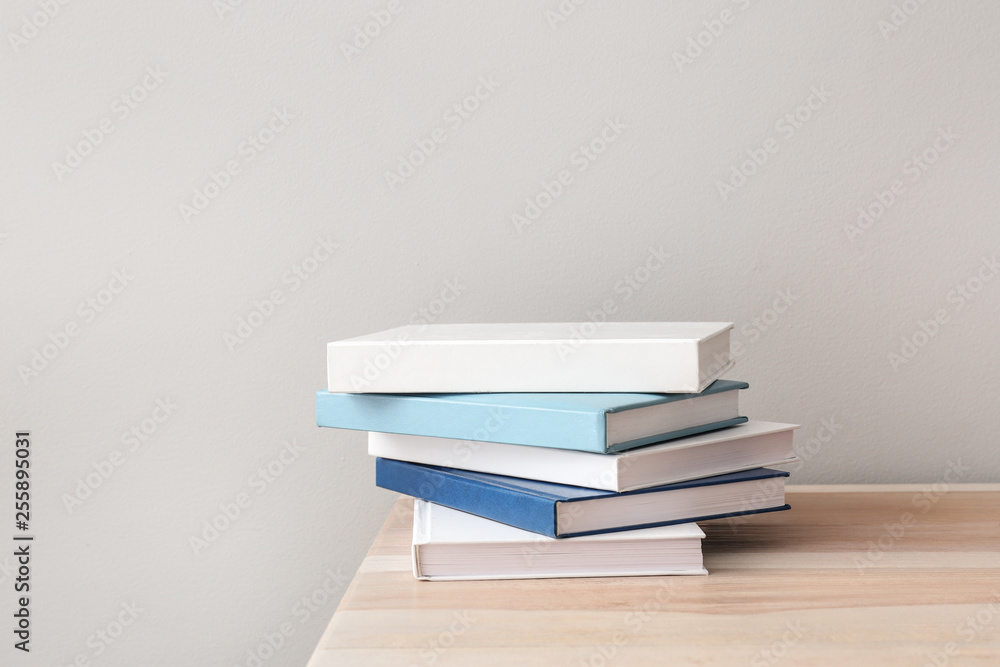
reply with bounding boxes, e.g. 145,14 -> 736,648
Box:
370,421 -> 799,492
328,322 -> 734,393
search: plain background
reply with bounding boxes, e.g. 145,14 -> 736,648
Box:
3,1 -> 999,665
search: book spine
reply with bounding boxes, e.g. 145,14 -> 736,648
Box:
327,339 -> 721,393
316,391 -> 607,452
375,458 -> 559,538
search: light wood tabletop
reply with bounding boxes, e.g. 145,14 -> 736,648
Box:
308,485 -> 1000,666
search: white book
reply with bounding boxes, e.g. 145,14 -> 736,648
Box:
411,500 -> 707,581
328,322 -> 734,393
371,421 -> 799,492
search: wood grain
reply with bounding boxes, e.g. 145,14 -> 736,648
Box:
308,485 -> 1000,666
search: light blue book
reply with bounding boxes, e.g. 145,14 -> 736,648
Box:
315,380 -> 747,454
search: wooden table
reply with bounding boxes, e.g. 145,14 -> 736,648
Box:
308,485 -> 1000,666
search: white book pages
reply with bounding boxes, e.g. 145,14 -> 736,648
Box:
411,501 -> 707,581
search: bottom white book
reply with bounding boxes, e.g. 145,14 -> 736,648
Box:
412,500 -> 708,581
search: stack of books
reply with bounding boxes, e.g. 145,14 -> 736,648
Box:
316,322 -> 798,581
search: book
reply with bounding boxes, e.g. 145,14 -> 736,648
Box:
411,500 -> 707,581
327,322 -> 734,393
370,420 -> 798,492
377,459 -> 790,538
318,379 -> 748,454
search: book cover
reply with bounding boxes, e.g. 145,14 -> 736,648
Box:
327,322 -> 734,393
377,458 -> 790,538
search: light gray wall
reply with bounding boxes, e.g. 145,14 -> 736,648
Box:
3,1 -> 998,665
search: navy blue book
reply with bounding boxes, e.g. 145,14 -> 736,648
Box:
317,380 -> 748,453
376,459 -> 790,538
